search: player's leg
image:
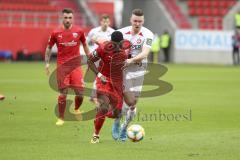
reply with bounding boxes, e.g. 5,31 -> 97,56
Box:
56,88 -> 68,126
233,47 -> 238,65
110,96 -> 123,140
237,49 -> 240,64
119,76 -> 144,141
71,67 -> 84,113
119,91 -> 137,141
73,88 -> 84,114
112,77 -> 134,140
90,79 -> 100,106
91,94 -> 110,143
90,60 -> 101,106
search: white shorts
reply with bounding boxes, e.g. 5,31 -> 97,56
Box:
123,73 -> 144,97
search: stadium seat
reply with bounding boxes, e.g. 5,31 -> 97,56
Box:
203,8 -> 211,16
212,8 -> 221,16
196,8 -> 204,16
188,7 -> 196,16
162,0 -> 192,29
203,0 -> 211,7
186,0 -> 237,30
187,0 -> 195,7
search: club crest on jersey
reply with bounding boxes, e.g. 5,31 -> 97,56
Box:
137,38 -> 142,44
146,38 -> 153,45
72,32 -> 78,38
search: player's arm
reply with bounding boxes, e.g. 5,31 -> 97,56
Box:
126,33 -> 153,66
127,46 -> 151,64
45,32 -> 56,76
80,31 -> 91,57
87,53 -> 99,75
82,42 -> 91,58
87,49 -> 107,84
45,45 -> 52,76
86,29 -> 94,46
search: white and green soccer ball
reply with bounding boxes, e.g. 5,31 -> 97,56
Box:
127,124 -> 145,142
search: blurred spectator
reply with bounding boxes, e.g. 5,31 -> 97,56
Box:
234,10 -> 240,29
150,33 -> 160,63
232,29 -> 240,65
160,30 -> 171,62
16,47 -> 28,61
0,50 -> 12,61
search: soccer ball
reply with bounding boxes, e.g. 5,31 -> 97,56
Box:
127,124 -> 145,142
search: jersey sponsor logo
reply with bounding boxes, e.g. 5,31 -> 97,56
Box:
72,32 -> 78,38
131,45 -> 142,50
60,40 -> 77,47
146,38 -> 153,46
137,38 -> 142,44
58,34 -> 62,38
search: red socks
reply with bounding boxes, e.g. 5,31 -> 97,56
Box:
75,96 -> 83,110
58,95 -> 83,119
94,110 -> 106,135
58,95 -> 66,119
106,111 -> 114,118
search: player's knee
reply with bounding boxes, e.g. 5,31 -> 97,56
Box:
113,109 -> 121,118
98,100 -> 109,113
75,95 -> 83,100
74,88 -> 83,96
125,98 -> 136,107
58,95 -> 66,103
130,106 -> 136,111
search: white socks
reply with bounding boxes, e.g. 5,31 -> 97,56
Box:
122,105 -> 136,130
113,101 -> 137,130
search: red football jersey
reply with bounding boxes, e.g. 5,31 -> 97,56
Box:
48,25 -> 86,65
93,42 -> 128,82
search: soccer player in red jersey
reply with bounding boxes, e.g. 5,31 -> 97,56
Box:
45,8 -> 90,126
87,31 -> 130,143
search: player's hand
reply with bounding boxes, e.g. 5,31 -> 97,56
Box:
45,63 -> 50,76
97,72 -> 107,84
100,75 -> 107,84
122,58 -> 133,69
91,36 -> 107,45
91,35 -> 98,44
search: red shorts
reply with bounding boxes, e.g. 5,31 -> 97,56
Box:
57,67 -> 84,90
96,77 -> 123,110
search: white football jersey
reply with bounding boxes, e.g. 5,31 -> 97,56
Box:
118,26 -> 154,78
87,26 -> 115,52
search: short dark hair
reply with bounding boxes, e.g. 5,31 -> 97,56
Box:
62,8 -> 73,14
111,31 -> 123,43
100,14 -> 110,20
132,8 -> 144,16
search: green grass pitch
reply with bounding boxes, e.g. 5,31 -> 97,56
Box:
0,62 -> 240,160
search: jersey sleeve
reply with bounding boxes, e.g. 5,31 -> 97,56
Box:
143,30 -> 154,48
80,30 -> 87,45
48,32 -> 56,47
90,45 -> 103,62
86,29 -> 94,44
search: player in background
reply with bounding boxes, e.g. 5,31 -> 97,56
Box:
45,8 -> 90,126
112,8 -> 154,141
87,31 -> 130,143
87,14 -> 115,106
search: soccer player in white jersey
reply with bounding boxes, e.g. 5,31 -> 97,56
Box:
87,14 -> 115,105
112,8 -> 154,141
